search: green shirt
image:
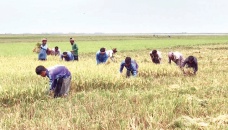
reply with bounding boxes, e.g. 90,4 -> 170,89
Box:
72,43 -> 78,55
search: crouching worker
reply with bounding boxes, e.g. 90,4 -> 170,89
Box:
181,56 -> 198,75
120,57 -> 138,78
52,46 -> 61,56
35,65 -> 72,98
60,51 -> 74,61
168,51 -> 184,67
106,48 -> 118,62
150,50 -> 162,64
96,47 -> 109,64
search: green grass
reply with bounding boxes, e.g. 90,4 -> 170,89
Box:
0,35 -> 228,56
0,35 -> 227,129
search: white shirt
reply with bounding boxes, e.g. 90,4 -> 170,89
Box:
106,50 -> 114,57
52,48 -> 61,52
150,50 -> 162,59
52,48 -> 61,55
172,52 -> 183,60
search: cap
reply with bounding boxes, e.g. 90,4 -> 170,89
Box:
70,38 -> 74,41
42,38 -> 47,41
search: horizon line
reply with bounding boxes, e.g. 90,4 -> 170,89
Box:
1,32 -> 228,35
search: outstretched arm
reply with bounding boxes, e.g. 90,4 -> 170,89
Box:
71,54 -> 75,61
168,57 -> 171,64
132,64 -> 138,77
194,59 -> 198,74
104,54 -> 109,63
60,55 -> 63,60
181,59 -> 187,74
96,53 -> 100,64
120,62 -> 124,73
41,45 -> 47,50
49,74 -> 56,91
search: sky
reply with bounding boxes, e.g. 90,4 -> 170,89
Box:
0,0 -> 227,34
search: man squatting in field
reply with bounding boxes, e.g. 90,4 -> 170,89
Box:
52,46 -> 61,56
70,38 -> 79,61
60,51 -> 74,61
181,56 -> 198,75
150,50 -> 162,64
106,48 -> 118,62
35,65 -> 71,98
168,51 -> 184,67
38,38 -> 48,61
120,57 -> 139,78
96,47 -> 109,64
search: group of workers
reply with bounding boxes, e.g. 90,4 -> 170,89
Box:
36,38 -> 198,98
96,48 -> 198,77
38,38 -> 79,61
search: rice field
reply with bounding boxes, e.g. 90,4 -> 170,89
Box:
0,35 -> 227,129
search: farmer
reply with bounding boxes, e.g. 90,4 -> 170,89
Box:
120,57 -> 139,78
52,46 -> 61,56
96,47 -> 109,64
70,38 -> 79,61
38,38 -> 48,60
168,51 -> 184,67
35,65 -> 71,98
60,51 -> 74,61
150,50 -> 162,64
106,48 -> 118,62
181,56 -> 198,75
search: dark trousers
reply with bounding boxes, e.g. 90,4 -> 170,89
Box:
126,70 -> 132,78
39,59 -> 46,61
152,58 -> 160,64
74,55 -> 78,61
54,78 -> 63,98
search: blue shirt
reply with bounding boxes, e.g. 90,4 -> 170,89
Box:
46,65 -> 71,90
60,51 -> 74,61
38,44 -> 47,60
96,51 -> 108,64
120,60 -> 138,76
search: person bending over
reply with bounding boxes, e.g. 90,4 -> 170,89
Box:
35,65 -> 72,98
120,57 -> 139,78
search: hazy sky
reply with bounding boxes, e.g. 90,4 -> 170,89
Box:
0,0 -> 227,34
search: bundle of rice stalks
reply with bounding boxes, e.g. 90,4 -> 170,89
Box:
168,115 -> 228,129
183,68 -> 195,76
36,42 -> 41,47
167,116 -> 208,129
210,115 -> 228,125
185,95 -> 208,107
